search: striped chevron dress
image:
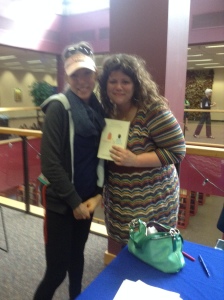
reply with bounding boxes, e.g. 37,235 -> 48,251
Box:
104,104 -> 186,244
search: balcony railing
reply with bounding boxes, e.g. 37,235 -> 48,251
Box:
0,107 -> 223,219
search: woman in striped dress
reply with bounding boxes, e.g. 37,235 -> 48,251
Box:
99,54 -> 186,255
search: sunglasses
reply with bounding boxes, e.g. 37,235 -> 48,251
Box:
64,45 -> 93,59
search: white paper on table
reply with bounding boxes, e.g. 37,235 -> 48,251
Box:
113,279 -> 142,300
113,279 -> 183,300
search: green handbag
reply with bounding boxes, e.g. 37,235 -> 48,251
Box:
128,219 -> 185,273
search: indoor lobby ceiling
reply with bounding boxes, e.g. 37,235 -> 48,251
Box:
0,43 -> 223,75
0,0 -> 223,74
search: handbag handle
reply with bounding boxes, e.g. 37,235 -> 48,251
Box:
129,219 -> 148,248
129,219 -> 181,250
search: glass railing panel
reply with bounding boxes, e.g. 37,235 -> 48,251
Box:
0,134 -> 41,208
0,138 -> 23,199
180,154 -> 224,197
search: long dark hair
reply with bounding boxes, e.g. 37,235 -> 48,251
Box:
98,53 -> 168,117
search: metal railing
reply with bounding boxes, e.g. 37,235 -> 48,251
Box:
0,107 -> 224,214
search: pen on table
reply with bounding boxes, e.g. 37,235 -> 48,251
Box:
182,251 -> 195,261
198,254 -> 210,277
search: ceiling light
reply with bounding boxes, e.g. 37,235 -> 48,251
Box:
4,62 -> 21,66
27,60 -> 42,64
0,55 -> 16,60
187,59 -> 212,62
216,53 -> 224,55
196,63 -> 219,66
32,69 -> 45,72
205,45 -> 224,48
204,66 -> 224,68
187,54 -> 203,57
8,66 -> 24,70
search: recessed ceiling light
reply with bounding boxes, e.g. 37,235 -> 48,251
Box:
30,64 -> 44,68
204,66 -> 224,68
205,45 -> 224,48
196,63 -> 219,66
4,62 -> 21,66
187,59 -> 212,62
187,54 -> 203,57
0,55 -> 16,60
32,69 -> 45,72
216,53 -> 224,55
8,66 -> 24,70
27,60 -> 42,64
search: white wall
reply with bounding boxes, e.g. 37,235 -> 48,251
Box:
0,69 -> 57,128
0,69 -> 57,107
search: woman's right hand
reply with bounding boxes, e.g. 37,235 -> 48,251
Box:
73,203 -> 91,220
110,145 -> 137,166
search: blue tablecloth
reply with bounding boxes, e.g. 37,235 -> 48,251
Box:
77,241 -> 224,300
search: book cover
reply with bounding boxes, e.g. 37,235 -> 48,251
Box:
97,118 -> 130,161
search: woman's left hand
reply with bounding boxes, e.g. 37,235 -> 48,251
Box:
110,145 -> 137,166
84,194 -> 102,214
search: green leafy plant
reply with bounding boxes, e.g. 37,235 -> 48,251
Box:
29,81 -> 54,106
185,70 -> 214,120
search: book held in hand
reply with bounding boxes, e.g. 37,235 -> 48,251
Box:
97,118 -> 130,161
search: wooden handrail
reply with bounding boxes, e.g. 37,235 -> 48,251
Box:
0,127 -> 42,138
0,107 -> 41,112
184,109 -> 224,113
186,141 -> 224,148
0,107 -> 223,113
